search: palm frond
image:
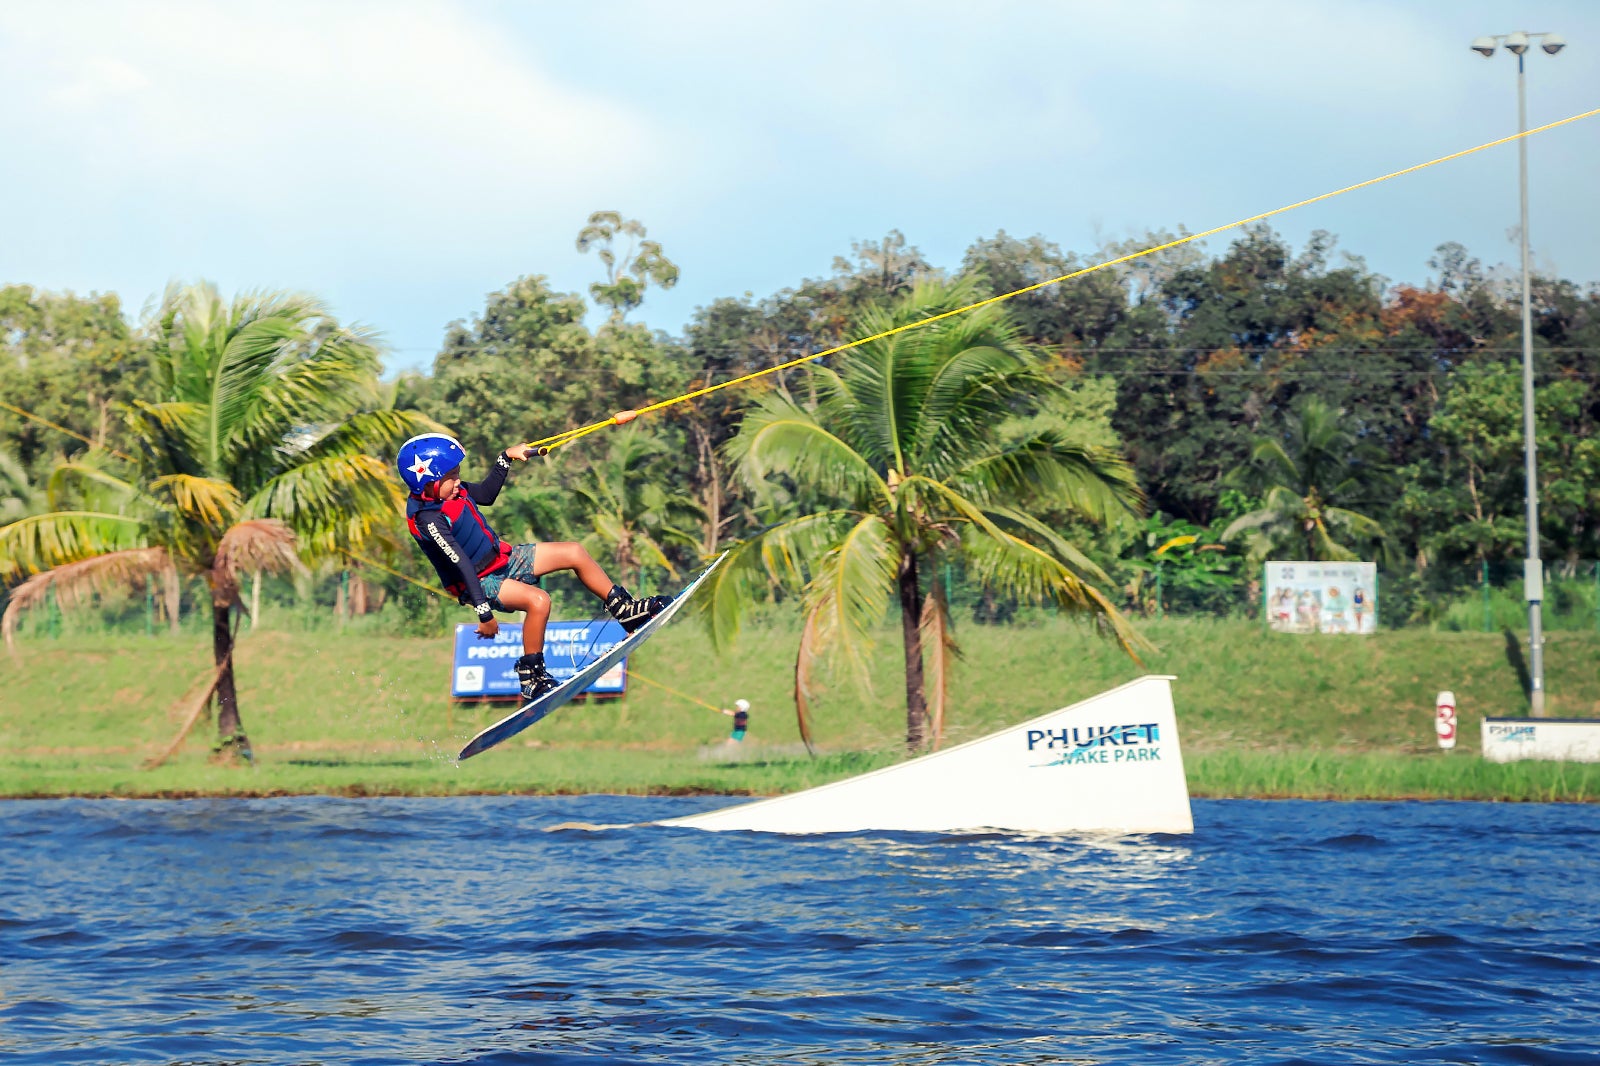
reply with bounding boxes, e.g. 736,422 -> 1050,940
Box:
800,515 -> 898,686
628,529 -> 679,578
156,283 -> 316,406
45,461 -> 138,514
589,511 -> 629,547
1246,437 -> 1301,489
1223,522 -> 1279,567
1262,484 -> 1309,516
0,447 -> 39,494
1220,508 -> 1282,541
143,659 -> 233,770
841,332 -> 927,473
792,601 -> 822,757
0,510 -> 147,578
210,315 -> 305,464
245,454 -> 403,558
807,363 -> 857,413
161,282 -> 234,404
149,474 -> 243,532
984,504 -> 1116,587
911,344 -> 1034,471
224,325 -> 387,471
695,538 -> 768,651
151,285 -> 392,513
951,433 -> 1144,525
1220,503 -> 1304,565
726,393 -> 889,509
214,519 -> 304,596
3,547 -> 169,648
126,401 -> 206,476
842,276 -> 1029,471
1309,520 -> 1360,562
962,527 -> 1149,659
1323,506 -> 1385,541
916,473 -> 1141,646
750,510 -> 865,592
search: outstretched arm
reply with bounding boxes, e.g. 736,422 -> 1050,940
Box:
465,451 -> 512,506
466,444 -> 534,505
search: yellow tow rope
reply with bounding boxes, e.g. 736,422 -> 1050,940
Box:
525,106 -> 1600,456
627,669 -> 725,714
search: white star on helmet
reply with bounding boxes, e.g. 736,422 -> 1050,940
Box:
408,455 -> 434,480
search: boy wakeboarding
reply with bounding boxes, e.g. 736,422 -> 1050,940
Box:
397,433 -> 669,702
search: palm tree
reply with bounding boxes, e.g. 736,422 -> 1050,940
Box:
572,426 -> 703,589
0,282 -> 441,758
712,277 -> 1146,752
1222,395 -> 1387,562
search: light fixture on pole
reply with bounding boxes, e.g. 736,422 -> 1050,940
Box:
1471,30 -> 1566,717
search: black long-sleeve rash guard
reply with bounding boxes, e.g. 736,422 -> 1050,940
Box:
406,452 -> 514,620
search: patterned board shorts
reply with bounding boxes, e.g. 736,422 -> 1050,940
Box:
475,543 -> 540,613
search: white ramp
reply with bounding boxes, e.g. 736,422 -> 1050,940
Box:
660,675 -> 1192,835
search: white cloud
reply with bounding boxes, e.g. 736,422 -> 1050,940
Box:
46,57 -> 151,109
0,0 -> 1594,370
0,1 -> 683,235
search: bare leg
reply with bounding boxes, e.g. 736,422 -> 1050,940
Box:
531,542 -> 616,599
492,580 -> 551,655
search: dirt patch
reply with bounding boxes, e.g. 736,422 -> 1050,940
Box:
262,739 -> 445,754
10,745 -> 142,756
8,739 -> 433,758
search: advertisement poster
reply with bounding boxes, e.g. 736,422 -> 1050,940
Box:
1264,561 -> 1377,635
450,619 -> 629,699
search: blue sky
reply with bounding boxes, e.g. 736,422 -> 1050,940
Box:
1,1 -> 1595,374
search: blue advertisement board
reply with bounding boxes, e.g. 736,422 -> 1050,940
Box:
450,619 -> 629,700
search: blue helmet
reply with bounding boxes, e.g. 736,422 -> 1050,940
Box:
397,433 -> 466,493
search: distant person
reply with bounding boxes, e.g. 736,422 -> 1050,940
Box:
397,434 -> 668,702
721,699 -> 751,743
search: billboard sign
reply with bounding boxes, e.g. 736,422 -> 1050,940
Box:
1264,561 -> 1377,634
451,619 -> 629,699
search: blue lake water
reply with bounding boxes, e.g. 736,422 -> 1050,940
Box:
2,795 -> 1597,1065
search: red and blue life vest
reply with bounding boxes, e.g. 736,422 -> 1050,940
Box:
405,491 -> 511,597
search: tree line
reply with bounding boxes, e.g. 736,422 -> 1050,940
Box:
3,216 -> 1598,750
397,220 -> 1600,615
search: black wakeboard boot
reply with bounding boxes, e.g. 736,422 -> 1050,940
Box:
515,652 -> 561,702
604,584 -> 671,634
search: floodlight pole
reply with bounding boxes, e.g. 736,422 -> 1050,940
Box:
1513,49 -> 1546,718
1473,30 -> 1564,716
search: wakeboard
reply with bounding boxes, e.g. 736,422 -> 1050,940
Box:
456,552 -> 728,761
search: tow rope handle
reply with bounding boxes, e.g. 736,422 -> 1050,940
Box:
530,409 -> 637,456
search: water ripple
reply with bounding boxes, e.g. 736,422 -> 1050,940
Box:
1,796 -> 1597,1064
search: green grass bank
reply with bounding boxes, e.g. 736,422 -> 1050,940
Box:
3,617 -> 1598,802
